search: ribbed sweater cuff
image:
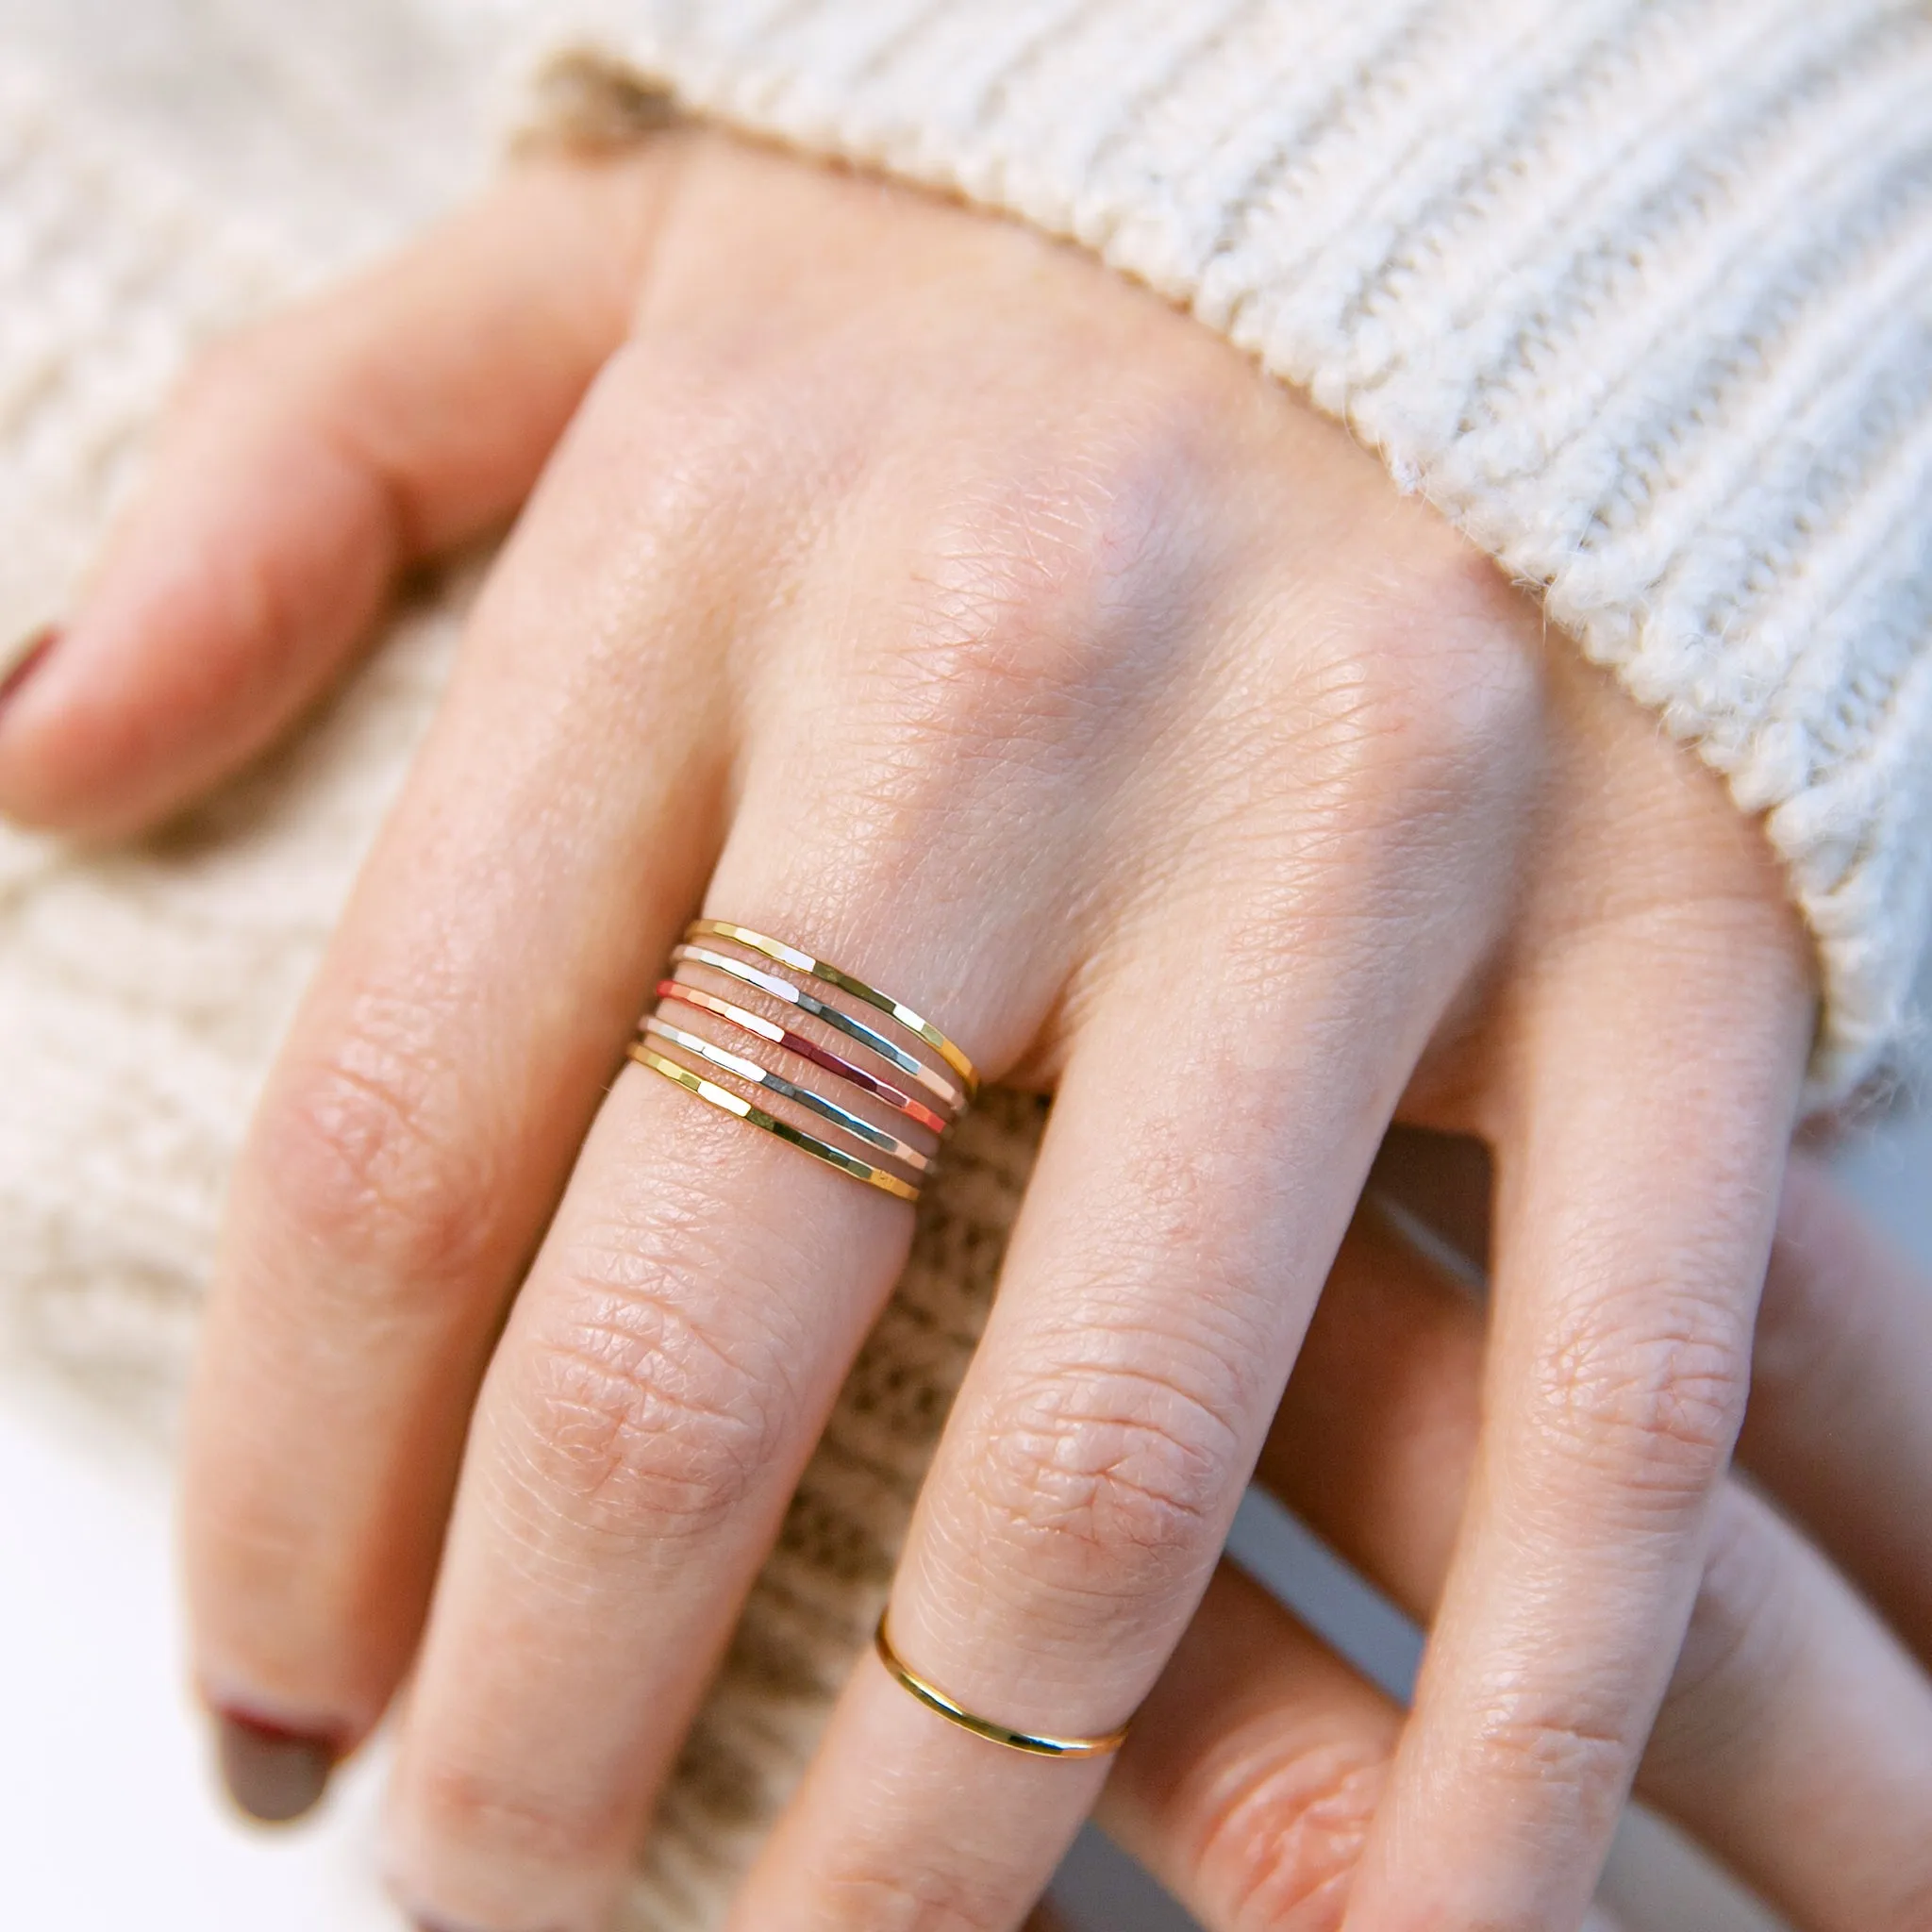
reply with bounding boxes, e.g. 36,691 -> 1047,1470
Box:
514,0 -> 1932,1099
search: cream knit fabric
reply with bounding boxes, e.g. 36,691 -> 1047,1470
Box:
0,3 -> 1927,1927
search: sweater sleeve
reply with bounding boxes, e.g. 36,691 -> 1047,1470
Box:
510,0 -> 1932,1101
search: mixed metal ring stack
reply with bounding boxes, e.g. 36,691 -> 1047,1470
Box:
628,920 -> 977,1204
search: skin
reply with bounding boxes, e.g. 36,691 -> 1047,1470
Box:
1098,1139 -> 1932,1932
0,131 -> 1850,1930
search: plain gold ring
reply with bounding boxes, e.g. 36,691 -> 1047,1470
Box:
872,1613 -> 1132,1759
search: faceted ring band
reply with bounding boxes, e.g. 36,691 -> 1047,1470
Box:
873,1614 -> 1132,1759
627,919 -> 975,1203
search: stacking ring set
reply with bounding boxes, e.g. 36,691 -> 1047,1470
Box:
628,918 -> 1131,1759
629,919 -> 976,1206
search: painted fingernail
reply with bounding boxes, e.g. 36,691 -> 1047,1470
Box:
0,624 -> 58,718
214,1711 -> 338,1824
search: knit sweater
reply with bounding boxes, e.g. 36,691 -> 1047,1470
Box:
0,4 -> 1926,1928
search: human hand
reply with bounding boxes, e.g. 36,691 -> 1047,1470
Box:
1093,1137 -> 1932,1932
0,132 -> 1829,1929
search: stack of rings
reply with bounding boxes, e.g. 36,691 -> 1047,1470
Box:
628,919 -> 977,1203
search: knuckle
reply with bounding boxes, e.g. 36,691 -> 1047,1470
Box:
515,1229 -> 796,1539
963,1341 -> 1244,1619
1525,1285 -> 1752,1512
406,1750 -> 622,1874
869,400 -> 1221,781
1277,548 -> 1541,831
1470,1695 -> 1634,1809
1191,1742 -> 1384,1932
250,1019 -> 496,1296
889,475 -> 1141,749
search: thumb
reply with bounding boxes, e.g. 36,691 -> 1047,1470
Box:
0,143 -> 675,835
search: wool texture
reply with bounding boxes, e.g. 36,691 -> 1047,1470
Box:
0,3 -> 1927,1927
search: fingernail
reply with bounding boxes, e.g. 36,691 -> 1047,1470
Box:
0,624 -> 58,718
214,1710 -> 338,1824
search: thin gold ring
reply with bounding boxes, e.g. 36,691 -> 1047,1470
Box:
671,943 -> 965,1114
873,1614 -> 1131,1759
641,1017 -> 933,1172
654,980 -> 951,1136
690,920 -> 979,1098
629,1046 -> 921,1202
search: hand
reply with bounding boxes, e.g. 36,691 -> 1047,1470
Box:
0,131 -> 1826,1930
1094,1139 -> 1932,1932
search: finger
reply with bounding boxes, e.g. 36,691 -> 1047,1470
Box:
376,441 -> 1108,1918
1101,1562 -> 1396,1931
1098,1564 -> 1634,1932
1740,1148 -> 1932,1655
1262,1201 -> 1932,1931
727,835 -> 1490,1932
179,325 -> 748,1815
381,931 -> 994,1929
0,147 -> 674,835
1336,909 -> 1814,1931
1369,1126 -> 1932,1662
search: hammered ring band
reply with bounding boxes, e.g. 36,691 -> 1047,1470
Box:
628,920 -> 977,1204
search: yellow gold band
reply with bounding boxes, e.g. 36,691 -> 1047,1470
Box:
872,1614 -> 1131,1759
671,943 -> 965,1114
629,1046 -> 922,1202
641,1017 -> 933,1173
634,919 -> 972,1205
690,919 -> 978,1099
